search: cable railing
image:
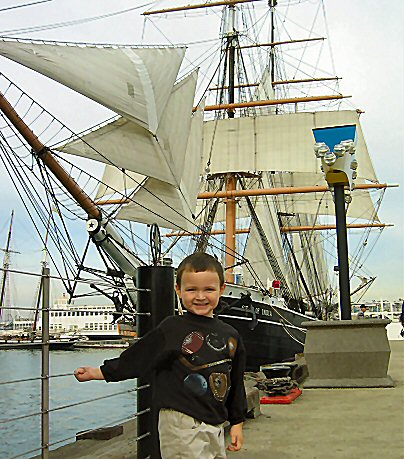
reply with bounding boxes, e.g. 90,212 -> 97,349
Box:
0,385 -> 149,425
8,411 -> 151,459
0,264 -> 175,459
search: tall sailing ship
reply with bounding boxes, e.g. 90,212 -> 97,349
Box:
0,0 -> 394,369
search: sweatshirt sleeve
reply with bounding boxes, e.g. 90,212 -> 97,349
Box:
226,335 -> 247,425
100,326 -> 166,382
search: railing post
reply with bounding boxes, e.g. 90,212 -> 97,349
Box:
136,266 -> 175,459
41,266 -> 50,459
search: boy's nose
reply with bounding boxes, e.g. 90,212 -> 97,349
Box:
195,291 -> 205,299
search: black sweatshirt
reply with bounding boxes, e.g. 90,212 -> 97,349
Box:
100,312 -> 247,426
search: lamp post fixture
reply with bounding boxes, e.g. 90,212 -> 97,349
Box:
313,125 -> 358,320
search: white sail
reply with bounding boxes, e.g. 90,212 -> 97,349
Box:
116,177 -> 194,230
0,38 -> 185,134
265,173 -> 380,222
58,71 -> 198,187
253,67 -> 276,115
243,201 -> 331,297
288,215 -> 331,299
243,200 -> 288,288
202,110 -> 377,181
96,167 -> 145,200
115,102 -> 205,230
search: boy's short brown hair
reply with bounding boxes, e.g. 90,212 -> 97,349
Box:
176,252 -> 224,287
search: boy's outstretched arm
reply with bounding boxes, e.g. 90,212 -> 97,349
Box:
74,366 -> 105,382
227,422 -> 244,452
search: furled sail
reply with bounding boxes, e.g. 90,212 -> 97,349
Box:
202,110 -> 377,181
0,38 -> 186,134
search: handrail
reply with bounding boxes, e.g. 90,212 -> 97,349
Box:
0,373 -> 72,386
1,265 -> 171,458
0,385 -> 149,425
8,411 -> 150,459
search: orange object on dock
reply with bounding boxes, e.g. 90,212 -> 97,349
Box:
260,388 -> 302,404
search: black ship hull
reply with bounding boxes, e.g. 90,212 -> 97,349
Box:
219,286 -> 313,371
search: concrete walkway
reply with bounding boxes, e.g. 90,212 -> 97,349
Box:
231,340 -> 403,459
36,341 -> 404,459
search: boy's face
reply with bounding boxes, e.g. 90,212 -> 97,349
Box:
175,269 -> 225,318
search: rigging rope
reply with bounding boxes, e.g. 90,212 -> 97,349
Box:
0,0 -> 53,13
0,2 -> 155,36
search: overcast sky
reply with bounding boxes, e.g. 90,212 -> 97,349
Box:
0,0 -> 402,307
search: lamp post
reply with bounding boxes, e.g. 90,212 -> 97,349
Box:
313,125 -> 358,320
303,125 -> 393,389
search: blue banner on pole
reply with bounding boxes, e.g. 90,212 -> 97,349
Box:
312,125 -> 357,151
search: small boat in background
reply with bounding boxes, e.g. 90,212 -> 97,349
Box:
0,330 -> 79,350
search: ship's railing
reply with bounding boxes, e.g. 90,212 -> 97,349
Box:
0,265 -> 174,459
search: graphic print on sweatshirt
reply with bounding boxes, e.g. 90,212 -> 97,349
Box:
179,330 -> 237,402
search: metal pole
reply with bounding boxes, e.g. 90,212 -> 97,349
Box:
41,266 -> 50,459
136,266 -> 175,459
334,184 -> 351,320
226,5 -> 236,119
270,0 -> 278,88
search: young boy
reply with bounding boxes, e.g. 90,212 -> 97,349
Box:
74,252 -> 247,458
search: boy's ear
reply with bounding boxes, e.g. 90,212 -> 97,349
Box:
175,284 -> 181,297
220,283 -> 226,295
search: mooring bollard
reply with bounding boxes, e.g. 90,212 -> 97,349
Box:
136,265 -> 175,459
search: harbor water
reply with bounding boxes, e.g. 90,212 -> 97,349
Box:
0,348 -> 137,459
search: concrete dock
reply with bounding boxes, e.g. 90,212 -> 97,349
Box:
34,340 -> 403,459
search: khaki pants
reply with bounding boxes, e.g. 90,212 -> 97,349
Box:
158,409 -> 227,459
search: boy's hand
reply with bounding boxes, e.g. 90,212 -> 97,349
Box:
227,422 -> 244,452
74,366 -> 104,382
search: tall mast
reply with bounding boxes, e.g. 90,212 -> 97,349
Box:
225,175 -> 237,282
270,0 -> 277,86
32,216 -> 51,333
226,4 -> 237,119
223,4 -> 238,282
0,210 -> 15,311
